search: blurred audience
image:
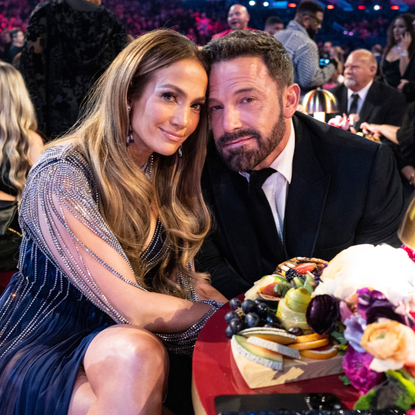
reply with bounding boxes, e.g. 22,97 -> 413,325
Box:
0,62 -> 43,291
264,16 -> 284,35
381,14 -> 415,101
20,0 -> 127,140
4,28 -> 23,63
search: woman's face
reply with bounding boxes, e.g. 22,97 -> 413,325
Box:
393,18 -> 408,42
129,58 -> 207,165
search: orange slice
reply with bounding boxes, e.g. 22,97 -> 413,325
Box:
300,344 -> 338,360
288,337 -> 329,350
292,333 -> 328,343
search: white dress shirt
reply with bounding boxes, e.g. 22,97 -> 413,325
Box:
241,120 -> 295,241
347,80 -> 373,115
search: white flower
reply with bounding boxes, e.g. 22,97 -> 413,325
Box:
313,244 -> 415,304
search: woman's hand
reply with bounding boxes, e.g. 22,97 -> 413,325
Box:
398,79 -> 409,91
399,31 -> 412,53
360,122 -> 382,138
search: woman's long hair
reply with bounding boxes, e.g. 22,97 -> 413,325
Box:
0,62 -> 37,201
383,14 -> 415,60
48,30 -> 211,297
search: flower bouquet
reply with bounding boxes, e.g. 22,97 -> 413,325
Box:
307,244 -> 415,412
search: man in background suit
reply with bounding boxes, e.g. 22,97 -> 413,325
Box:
329,49 -> 406,132
197,31 -> 404,299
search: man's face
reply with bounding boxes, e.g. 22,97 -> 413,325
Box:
265,23 -> 284,35
304,11 -> 323,40
344,53 -> 376,92
208,57 -> 290,172
13,31 -> 24,46
227,5 -> 250,30
323,42 -> 332,53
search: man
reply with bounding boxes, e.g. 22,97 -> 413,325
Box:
20,0 -> 127,139
329,49 -> 405,132
5,29 -> 24,64
197,31 -> 404,299
212,4 -> 255,39
275,1 -> 336,94
264,16 -> 284,35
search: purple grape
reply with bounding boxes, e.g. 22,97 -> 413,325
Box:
266,314 -> 281,325
264,322 -> 283,329
229,298 -> 241,311
256,302 -> 269,316
241,299 -> 257,314
229,318 -> 245,334
288,327 -> 304,336
245,312 -> 260,328
225,325 -> 234,339
225,311 -> 239,323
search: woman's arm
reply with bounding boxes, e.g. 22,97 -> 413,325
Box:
360,122 -> 400,144
26,156 -> 218,335
28,130 -> 45,164
399,32 -> 411,77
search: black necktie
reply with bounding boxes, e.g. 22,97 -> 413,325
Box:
248,168 -> 285,273
348,93 -> 359,116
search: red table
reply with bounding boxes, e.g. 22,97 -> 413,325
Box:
192,301 -> 360,415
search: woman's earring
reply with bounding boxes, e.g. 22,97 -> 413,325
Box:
126,105 -> 134,147
126,124 -> 134,147
177,144 -> 183,158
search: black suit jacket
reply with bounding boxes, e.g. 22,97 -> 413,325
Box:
196,112 -> 405,299
329,81 -> 406,131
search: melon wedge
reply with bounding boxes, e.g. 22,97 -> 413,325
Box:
300,344 -> 338,360
239,327 -> 297,345
288,337 -> 329,350
247,336 -> 300,359
292,333 -> 328,343
232,335 -> 283,370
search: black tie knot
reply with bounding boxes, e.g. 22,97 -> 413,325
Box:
348,93 -> 359,116
249,168 -> 276,190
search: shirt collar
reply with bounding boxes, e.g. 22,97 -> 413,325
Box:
268,119 -> 295,184
347,79 -> 373,102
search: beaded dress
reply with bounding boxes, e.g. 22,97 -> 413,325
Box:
0,144 -> 219,414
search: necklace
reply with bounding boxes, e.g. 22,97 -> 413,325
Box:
141,154 -> 154,178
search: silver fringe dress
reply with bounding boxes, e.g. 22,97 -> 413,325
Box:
0,144 -> 220,415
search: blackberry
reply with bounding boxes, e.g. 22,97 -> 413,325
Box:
285,268 -> 300,282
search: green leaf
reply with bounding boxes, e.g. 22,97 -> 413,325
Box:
339,375 -> 351,386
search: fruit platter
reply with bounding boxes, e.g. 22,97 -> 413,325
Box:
224,256 -> 344,389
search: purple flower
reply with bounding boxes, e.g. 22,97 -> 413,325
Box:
306,294 -> 340,334
357,288 -> 402,325
344,314 -> 366,353
342,345 -> 384,394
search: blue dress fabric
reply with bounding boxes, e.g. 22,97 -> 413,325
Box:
0,145 -> 169,414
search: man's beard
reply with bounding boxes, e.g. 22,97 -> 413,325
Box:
344,78 -> 356,89
214,110 -> 286,172
306,27 -> 316,40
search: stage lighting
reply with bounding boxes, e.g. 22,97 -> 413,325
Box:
288,2 -> 297,7
374,5 -> 381,10
391,5 -> 399,9
263,1 -> 269,6
249,0 -> 256,5
357,5 -> 366,9
327,4 -> 334,9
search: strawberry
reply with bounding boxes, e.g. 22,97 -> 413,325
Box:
293,262 -> 316,274
259,283 -> 280,296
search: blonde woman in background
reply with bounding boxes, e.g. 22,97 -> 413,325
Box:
0,30 -> 225,415
0,61 -> 43,276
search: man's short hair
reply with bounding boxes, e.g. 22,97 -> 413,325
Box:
202,30 -> 294,89
265,16 -> 283,26
297,1 -> 324,16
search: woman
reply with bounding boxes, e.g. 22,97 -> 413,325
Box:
381,14 -> 415,96
0,62 -> 43,281
0,30 -> 226,415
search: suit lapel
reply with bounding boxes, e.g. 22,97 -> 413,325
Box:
356,83 -> 377,131
284,114 -> 331,258
206,156 -> 265,280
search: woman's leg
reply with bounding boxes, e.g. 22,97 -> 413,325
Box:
69,325 -> 169,415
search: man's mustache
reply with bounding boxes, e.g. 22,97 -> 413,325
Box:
216,129 -> 261,146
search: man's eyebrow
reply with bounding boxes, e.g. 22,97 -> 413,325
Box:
235,87 -> 257,94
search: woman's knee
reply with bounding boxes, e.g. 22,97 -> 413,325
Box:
84,326 -> 168,377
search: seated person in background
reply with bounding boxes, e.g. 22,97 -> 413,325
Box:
0,62 -> 43,280
329,49 -> 406,133
264,16 -> 284,35
0,30 -> 225,415
197,31 -> 405,299
361,102 -> 415,194
4,29 -> 24,64
212,4 -> 255,39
